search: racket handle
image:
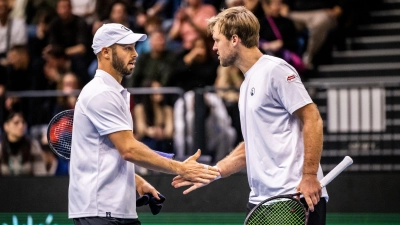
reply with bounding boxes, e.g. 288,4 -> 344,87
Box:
154,150 -> 175,159
320,156 -> 353,188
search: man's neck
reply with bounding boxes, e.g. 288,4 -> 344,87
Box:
235,47 -> 263,74
98,64 -> 123,84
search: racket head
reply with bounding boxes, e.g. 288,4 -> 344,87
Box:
244,193 -> 308,225
47,109 -> 74,160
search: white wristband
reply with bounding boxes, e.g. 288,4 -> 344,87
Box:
213,166 -> 221,180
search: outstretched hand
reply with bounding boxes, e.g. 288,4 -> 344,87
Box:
179,149 -> 220,184
171,175 -> 215,194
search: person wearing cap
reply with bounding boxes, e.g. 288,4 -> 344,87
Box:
68,23 -> 220,225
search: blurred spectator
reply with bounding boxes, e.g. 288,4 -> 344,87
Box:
135,15 -> 163,55
214,65 -> 243,146
0,0 -> 27,62
89,0 -> 139,77
70,0 -> 97,25
134,0 -> 177,32
223,0 -> 244,8
174,90 -> 236,163
170,37 -> 219,92
258,0 -> 304,73
1,45 -> 32,92
0,111 -> 46,176
25,0 -> 56,26
30,45 -> 69,127
39,125 -> 69,175
9,0 -> 27,19
26,10 -> 53,64
133,80 -> 174,154
92,0 -> 137,35
282,0 -> 343,69
169,0 -> 216,51
243,0 -> 263,17
0,45 -> 33,125
53,71 -> 80,115
46,0 -> 91,83
128,30 -> 177,89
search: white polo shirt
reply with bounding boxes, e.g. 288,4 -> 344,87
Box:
69,70 -> 137,219
239,55 -> 328,204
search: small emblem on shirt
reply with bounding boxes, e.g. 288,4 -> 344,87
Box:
106,212 -> 111,217
286,74 -> 296,82
250,87 -> 255,96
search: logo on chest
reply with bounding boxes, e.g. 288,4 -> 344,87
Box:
250,87 -> 255,96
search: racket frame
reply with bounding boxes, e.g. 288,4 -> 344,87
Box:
244,156 -> 353,225
47,109 -> 75,160
244,193 -> 309,225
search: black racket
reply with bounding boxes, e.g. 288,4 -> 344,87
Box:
47,109 -> 175,160
244,156 -> 353,225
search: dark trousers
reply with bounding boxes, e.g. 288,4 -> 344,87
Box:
73,217 -> 141,225
246,198 -> 326,225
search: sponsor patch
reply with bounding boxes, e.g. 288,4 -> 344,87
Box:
286,74 -> 296,82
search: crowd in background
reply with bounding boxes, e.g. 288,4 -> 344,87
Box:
0,0 -> 375,176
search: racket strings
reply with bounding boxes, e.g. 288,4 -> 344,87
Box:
246,198 -> 306,225
48,110 -> 74,159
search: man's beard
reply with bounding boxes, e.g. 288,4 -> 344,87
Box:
112,51 -> 132,76
220,49 -> 237,67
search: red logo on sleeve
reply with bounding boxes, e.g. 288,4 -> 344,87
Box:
286,74 -> 296,82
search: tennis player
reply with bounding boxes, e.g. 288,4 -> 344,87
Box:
68,23 -> 219,225
172,6 -> 328,225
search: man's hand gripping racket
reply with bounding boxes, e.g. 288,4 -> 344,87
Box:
47,109 -> 175,161
244,156 -> 353,225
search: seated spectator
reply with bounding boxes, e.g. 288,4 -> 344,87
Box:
89,0 -> 139,77
214,65 -> 244,146
46,0 -> 91,83
127,30 -> 177,89
0,111 -> 46,176
92,0 -> 137,35
71,0 -> 97,25
169,0 -> 217,52
259,0 -> 305,73
223,0 -> 244,8
174,90 -> 236,163
170,37 -> 219,92
0,0 -> 27,62
0,45 -> 32,92
39,126 -> 69,176
282,0 -> 343,69
134,0 -> 177,33
0,45 -> 33,123
53,71 -> 81,115
135,15 -> 163,55
30,45 -> 70,127
133,80 -> 174,154
27,10 -> 54,65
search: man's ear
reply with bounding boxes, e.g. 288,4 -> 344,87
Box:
231,34 -> 240,46
102,47 -> 111,59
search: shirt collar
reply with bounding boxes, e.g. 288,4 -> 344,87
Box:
94,69 -> 125,93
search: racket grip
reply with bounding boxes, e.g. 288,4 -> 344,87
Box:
320,156 -> 353,188
154,150 -> 175,159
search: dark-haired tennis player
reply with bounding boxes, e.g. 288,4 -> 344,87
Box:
69,23 -> 219,225
172,6 -> 328,225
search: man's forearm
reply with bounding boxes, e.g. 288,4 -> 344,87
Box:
302,116 -> 323,175
216,142 -> 246,178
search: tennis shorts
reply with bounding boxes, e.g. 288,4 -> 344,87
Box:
246,198 -> 327,225
73,217 -> 141,225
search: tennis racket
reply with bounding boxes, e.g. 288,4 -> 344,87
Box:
244,156 -> 353,225
47,109 -> 175,160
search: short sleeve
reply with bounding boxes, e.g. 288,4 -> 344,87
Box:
270,64 -> 313,114
86,91 -> 132,136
